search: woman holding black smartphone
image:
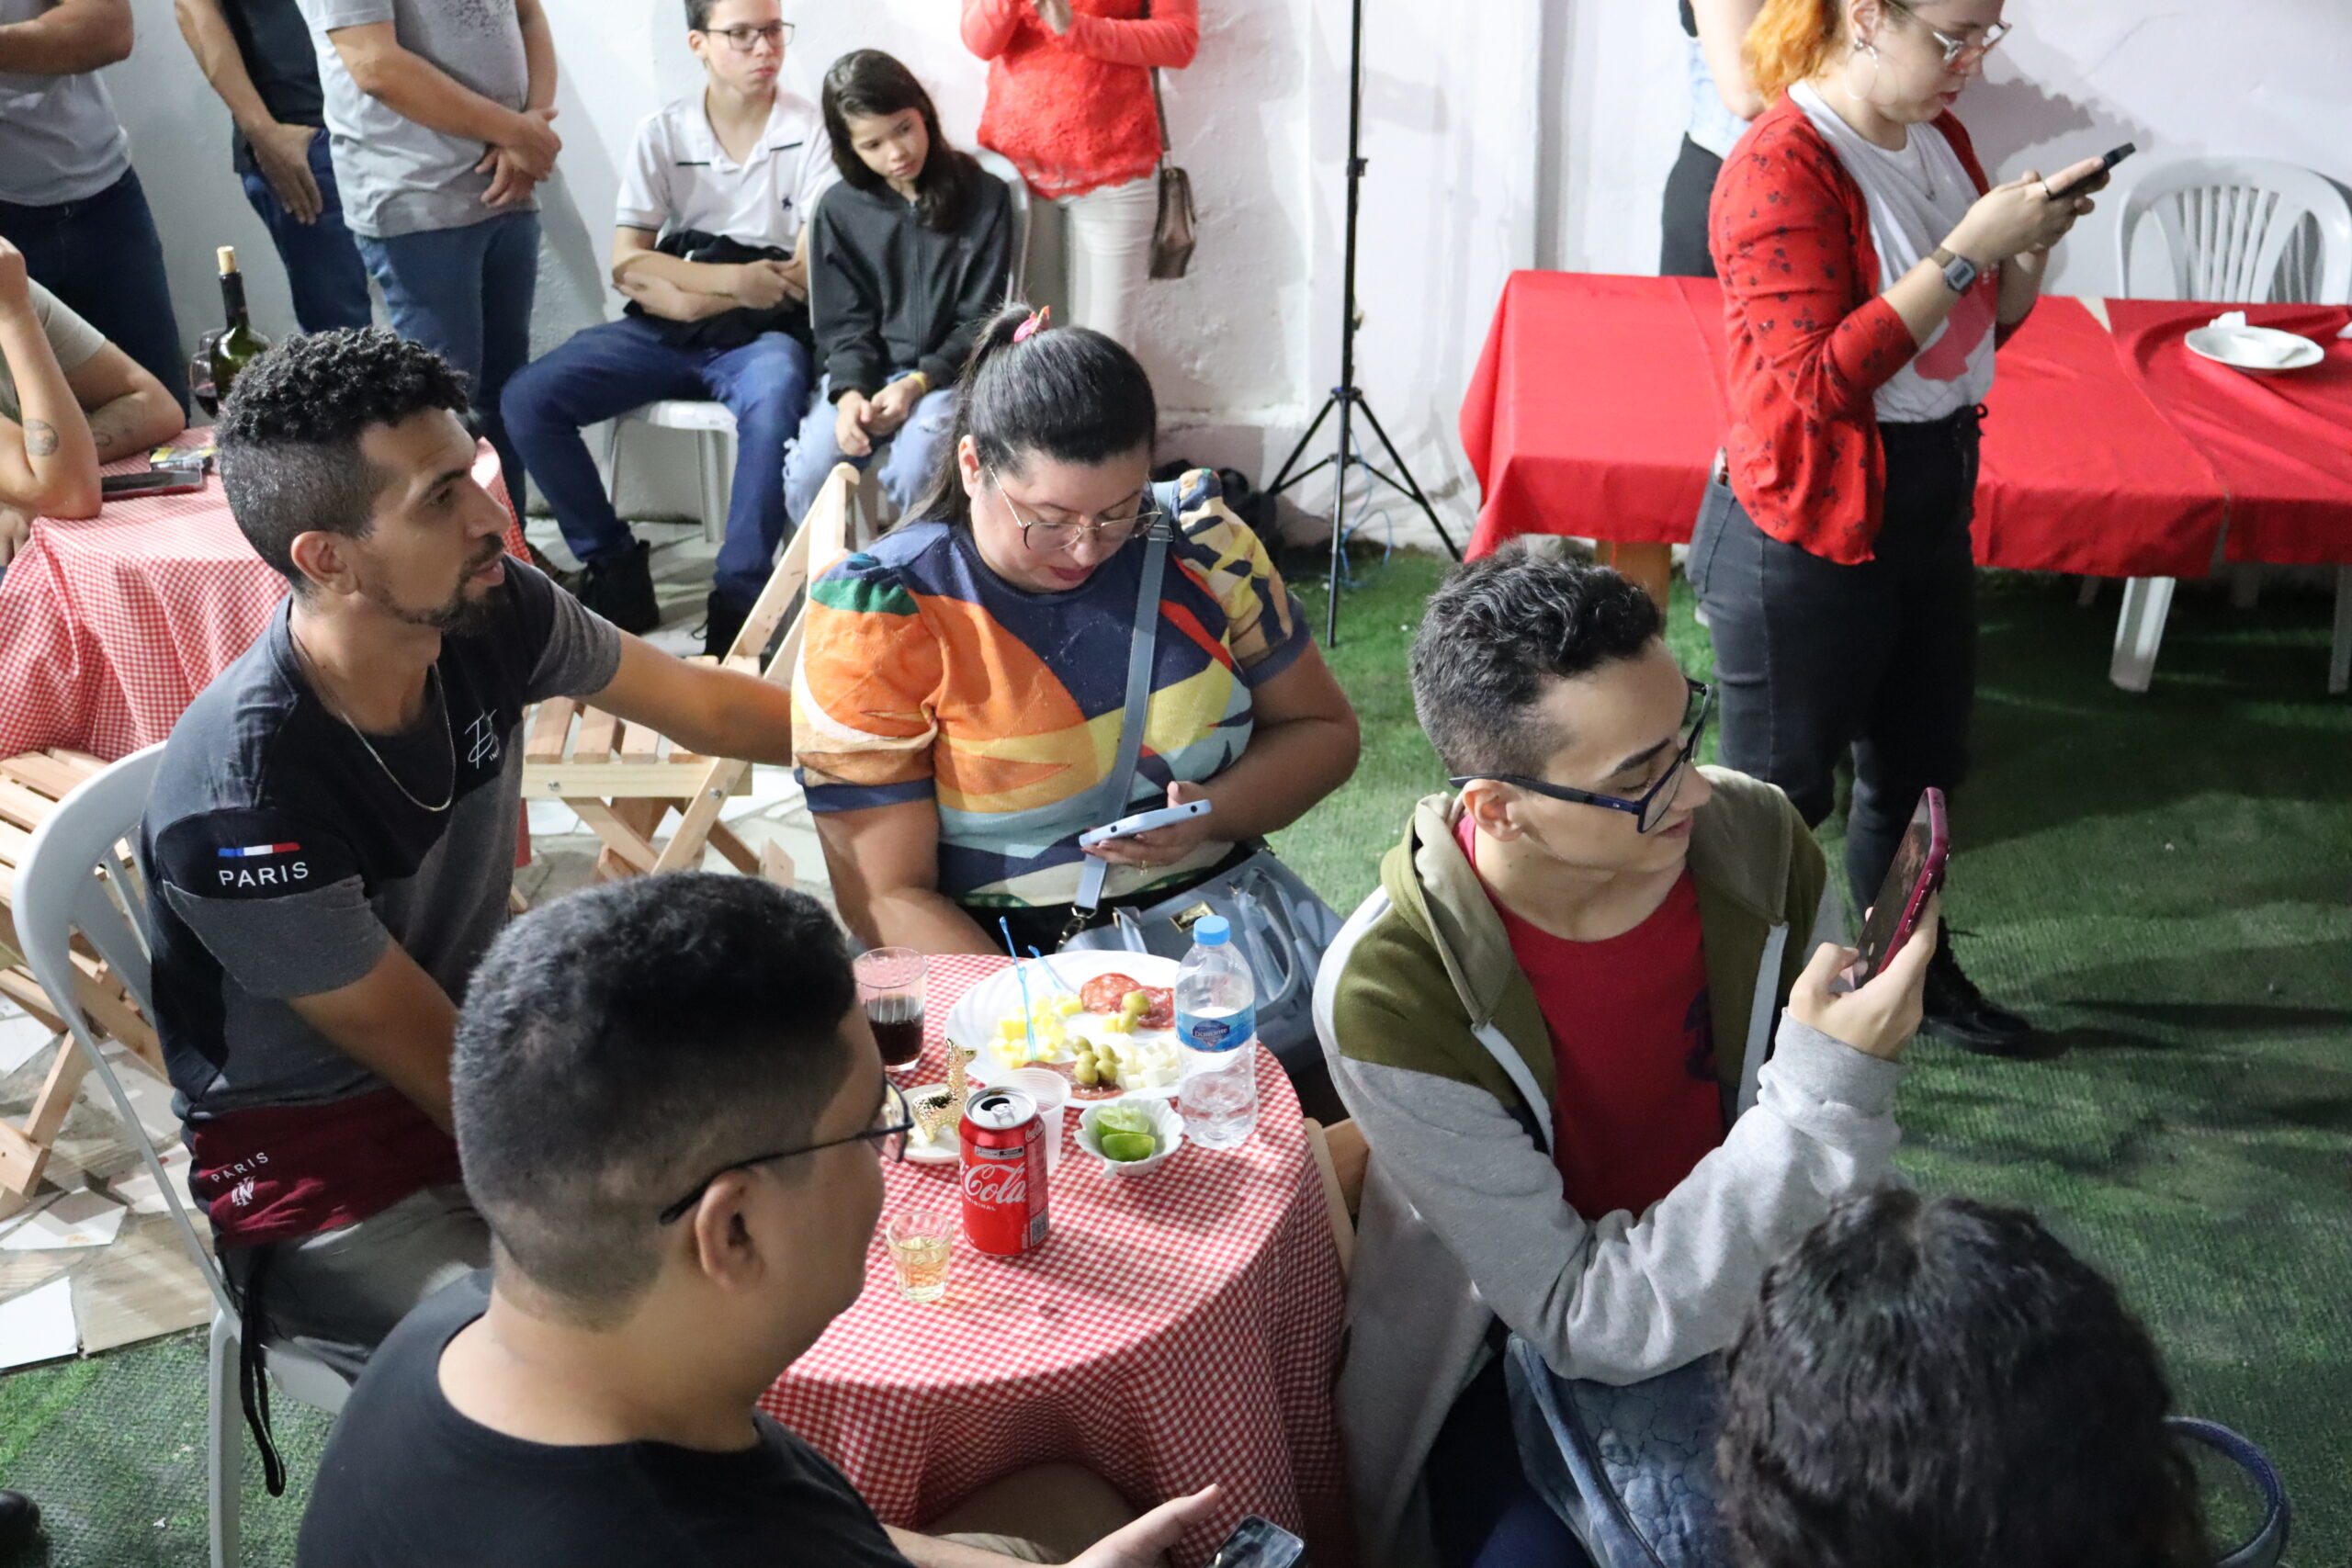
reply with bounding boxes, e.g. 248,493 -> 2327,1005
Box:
1693,0 -> 2108,1055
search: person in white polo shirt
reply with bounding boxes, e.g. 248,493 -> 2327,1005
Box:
0,0 -> 189,411
502,0 -> 833,654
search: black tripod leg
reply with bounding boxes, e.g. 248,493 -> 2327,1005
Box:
1267,397 -> 1339,497
1355,397 -> 1464,560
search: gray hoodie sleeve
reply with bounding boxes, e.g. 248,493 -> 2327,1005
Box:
1333,1015 -> 1905,1385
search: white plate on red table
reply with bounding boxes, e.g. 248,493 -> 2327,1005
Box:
2185,323 -> 2324,375
944,951 -> 1193,1104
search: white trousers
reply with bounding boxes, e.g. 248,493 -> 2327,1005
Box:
1058,175 -> 1159,348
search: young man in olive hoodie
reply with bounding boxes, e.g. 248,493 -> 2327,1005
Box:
1312,554 -> 1939,1568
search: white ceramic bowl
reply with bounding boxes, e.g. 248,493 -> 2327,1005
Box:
1075,1098 -> 1184,1177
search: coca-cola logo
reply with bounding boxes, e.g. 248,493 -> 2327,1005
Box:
964,1163 -> 1028,1205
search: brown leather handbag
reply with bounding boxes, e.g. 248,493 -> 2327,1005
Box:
1144,6 -> 1195,279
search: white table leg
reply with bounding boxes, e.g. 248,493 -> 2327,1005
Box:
2110,576 -> 2177,693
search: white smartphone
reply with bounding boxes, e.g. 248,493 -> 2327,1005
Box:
1078,798 -> 1215,848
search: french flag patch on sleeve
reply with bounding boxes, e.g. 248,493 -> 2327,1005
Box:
218,842 -> 301,858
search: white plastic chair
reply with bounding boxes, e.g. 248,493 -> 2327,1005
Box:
2107,157 -> 2352,694
17,746 -> 352,1568
604,398 -> 738,547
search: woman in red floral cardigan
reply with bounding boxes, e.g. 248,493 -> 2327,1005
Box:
1693,0 -> 2108,1055
961,0 -> 1197,352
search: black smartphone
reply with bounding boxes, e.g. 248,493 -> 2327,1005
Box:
1846,788 -> 1949,989
1210,1516 -> 1305,1568
100,468 -> 205,499
2047,141 -> 2136,201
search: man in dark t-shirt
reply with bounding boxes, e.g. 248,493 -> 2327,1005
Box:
175,0 -> 373,332
142,330 -> 797,1368
299,874 -> 1219,1567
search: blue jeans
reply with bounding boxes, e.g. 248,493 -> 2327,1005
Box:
784,374 -> 958,525
356,210 -> 539,509
0,167 -> 189,411
503,314 -> 814,606
239,131 -> 372,333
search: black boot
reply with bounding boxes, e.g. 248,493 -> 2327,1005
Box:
1921,940 -> 2044,1056
577,540 -> 660,635
0,1490 -> 42,1553
703,589 -> 754,660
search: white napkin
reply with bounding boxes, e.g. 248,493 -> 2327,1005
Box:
2206,310 -> 2307,367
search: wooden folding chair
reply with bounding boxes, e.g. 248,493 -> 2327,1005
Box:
0,748 -> 169,1201
522,463 -> 863,882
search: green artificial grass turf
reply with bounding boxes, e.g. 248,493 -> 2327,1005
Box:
2,555 -> 2345,1564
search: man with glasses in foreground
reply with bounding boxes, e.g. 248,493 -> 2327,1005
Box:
503,0 -> 836,651
1311,552 -> 1939,1568
300,872 -> 1220,1566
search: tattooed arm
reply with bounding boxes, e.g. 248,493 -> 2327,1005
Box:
0,240 -> 99,517
69,343 -> 186,463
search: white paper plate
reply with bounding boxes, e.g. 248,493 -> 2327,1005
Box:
944,951 -> 1192,1103
2184,324 -> 2324,375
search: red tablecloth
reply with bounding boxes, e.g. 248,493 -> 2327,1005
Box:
1461,271 -> 2352,576
760,954 -> 1351,1568
2107,299 -> 2352,566
0,436 -> 526,761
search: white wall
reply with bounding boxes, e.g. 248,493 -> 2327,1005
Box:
1551,2 -> 2352,299
90,0 -> 2352,549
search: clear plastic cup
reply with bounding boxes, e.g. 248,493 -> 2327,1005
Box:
884,1206 -> 956,1303
1002,1066 -> 1070,1175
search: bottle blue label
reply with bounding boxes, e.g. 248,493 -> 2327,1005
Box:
1179,1006 -> 1255,1054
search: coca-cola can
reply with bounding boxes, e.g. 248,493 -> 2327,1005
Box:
960,1088 -> 1048,1256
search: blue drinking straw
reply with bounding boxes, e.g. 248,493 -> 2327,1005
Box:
996,917 -> 1040,1060
1026,946 -> 1078,995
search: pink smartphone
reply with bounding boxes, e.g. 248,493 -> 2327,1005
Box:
1849,788 -> 1949,987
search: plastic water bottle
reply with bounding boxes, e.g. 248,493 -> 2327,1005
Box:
1175,916 -> 1258,1149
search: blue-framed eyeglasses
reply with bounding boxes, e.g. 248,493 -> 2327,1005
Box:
1449,680 -> 1713,835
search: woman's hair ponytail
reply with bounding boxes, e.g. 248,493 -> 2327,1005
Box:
1745,0 -> 1846,101
911,304 -> 1159,528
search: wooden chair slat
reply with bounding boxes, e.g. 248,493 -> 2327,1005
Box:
573,707 -> 621,761
0,754 -> 85,800
526,696 -> 580,761
618,722 -> 663,764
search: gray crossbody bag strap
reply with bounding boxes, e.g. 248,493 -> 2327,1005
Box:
1073,493 -> 1176,914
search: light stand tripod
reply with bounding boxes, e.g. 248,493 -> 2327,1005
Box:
1265,0 -> 1462,647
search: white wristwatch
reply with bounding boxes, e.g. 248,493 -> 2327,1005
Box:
1930,245 -> 1981,294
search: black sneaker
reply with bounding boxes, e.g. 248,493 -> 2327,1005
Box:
703,589 -> 754,660
577,540 -> 660,634
1921,941 -> 2045,1056
0,1490 -> 41,1552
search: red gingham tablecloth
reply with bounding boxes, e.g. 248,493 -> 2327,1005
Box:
760,954 -> 1353,1568
0,434 -> 526,762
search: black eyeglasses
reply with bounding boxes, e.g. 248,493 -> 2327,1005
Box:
657,1080 -> 911,1225
1449,679 -> 1713,835
701,20 -> 792,51
989,470 -> 1166,556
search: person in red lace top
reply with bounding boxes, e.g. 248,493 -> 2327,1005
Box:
961,0 -> 1197,350
1691,0 -> 2109,1057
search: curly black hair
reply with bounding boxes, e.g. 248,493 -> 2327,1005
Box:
1717,1190 -> 2210,1568
214,328 -> 470,585
1408,549 -> 1663,778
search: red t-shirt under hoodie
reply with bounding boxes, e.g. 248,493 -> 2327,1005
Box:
1457,816 -> 1727,1220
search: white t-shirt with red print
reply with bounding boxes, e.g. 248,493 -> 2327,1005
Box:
1791,81 -> 1998,423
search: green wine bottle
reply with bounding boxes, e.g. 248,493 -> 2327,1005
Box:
209,246 -> 272,409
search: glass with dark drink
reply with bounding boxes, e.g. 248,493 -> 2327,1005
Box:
854,947 -> 929,1077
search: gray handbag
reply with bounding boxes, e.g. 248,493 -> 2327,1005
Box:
1057,483 -> 1340,1076
1143,4 -> 1196,280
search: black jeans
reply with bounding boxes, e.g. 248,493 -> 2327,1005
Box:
1658,135 -> 1723,279
0,168 -> 189,412
1690,412 -> 1980,921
